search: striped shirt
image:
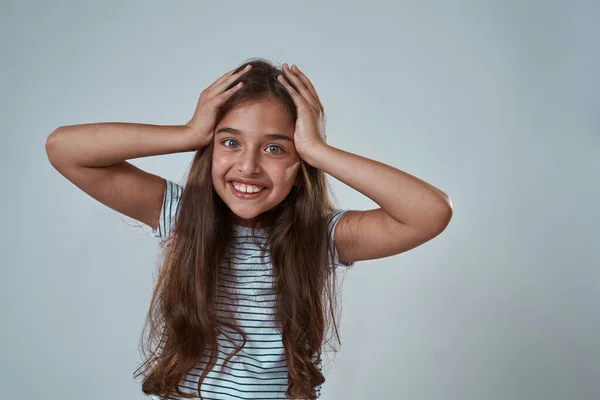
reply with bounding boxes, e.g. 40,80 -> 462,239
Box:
149,179 -> 353,400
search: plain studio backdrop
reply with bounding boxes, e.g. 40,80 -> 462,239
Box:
1,1 -> 598,399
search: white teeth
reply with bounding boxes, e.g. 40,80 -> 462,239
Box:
232,182 -> 263,193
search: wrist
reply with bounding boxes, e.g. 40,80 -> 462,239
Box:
177,125 -> 211,152
298,141 -> 330,168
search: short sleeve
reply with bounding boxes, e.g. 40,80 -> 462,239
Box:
151,179 -> 184,240
327,209 -> 354,268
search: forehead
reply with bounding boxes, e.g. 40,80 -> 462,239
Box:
217,99 -> 293,136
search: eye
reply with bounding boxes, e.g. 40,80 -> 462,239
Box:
222,138 -> 239,148
221,139 -> 284,154
266,145 -> 284,154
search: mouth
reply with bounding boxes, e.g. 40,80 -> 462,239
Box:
228,181 -> 267,200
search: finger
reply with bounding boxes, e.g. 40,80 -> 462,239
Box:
282,64 -> 320,110
208,64 -> 252,95
215,81 -> 244,103
281,64 -> 320,110
290,65 -> 323,110
277,73 -> 307,108
214,64 -> 252,93
220,64 -> 251,85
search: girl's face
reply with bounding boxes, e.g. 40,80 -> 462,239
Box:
211,98 -> 301,227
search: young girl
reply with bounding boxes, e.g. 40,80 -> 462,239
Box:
45,58 -> 452,400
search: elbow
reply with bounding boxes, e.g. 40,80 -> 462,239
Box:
429,198 -> 453,235
435,202 -> 453,234
45,126 -> 67,166
45,126 -> 62,149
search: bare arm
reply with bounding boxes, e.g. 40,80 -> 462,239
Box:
45,122 -> 198,167
45,123 -> 200,231
45,64 -> 253,231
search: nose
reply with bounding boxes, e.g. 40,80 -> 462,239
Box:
237,147 -> 262,175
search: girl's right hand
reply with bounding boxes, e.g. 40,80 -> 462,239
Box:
185,64 -> 253,148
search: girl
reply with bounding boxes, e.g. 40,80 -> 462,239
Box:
45,58 -> 452,400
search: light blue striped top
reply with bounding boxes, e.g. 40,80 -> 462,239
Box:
149,179 -> 353,400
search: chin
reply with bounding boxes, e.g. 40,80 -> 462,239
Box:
228,202 -> 283,225
242,204 -> 276,217
230,209 -> 261,220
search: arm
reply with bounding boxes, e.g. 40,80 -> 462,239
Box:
277,63 -> 453,264
305,144 -> 452,264
45,122 -> 198,167
44,64 -> 253,232
45,123 -> 199,230
304,144 -> 452,230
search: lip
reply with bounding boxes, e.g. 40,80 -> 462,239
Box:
228,182 -> 266,200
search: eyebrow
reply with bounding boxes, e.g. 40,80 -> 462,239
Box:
215,127 -> 294,142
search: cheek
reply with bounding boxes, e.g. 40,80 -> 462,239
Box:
274,161 -> 301,186
211,154 -> 229,177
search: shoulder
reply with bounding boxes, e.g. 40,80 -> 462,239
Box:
151,179 -> 184,239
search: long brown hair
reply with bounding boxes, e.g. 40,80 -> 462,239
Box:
133,58 -> 344,400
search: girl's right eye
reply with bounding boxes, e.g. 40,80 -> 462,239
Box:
222,139 -> 238,148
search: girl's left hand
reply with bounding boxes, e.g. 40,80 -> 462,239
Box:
277,64 -> 328,159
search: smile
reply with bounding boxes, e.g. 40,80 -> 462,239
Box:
229,181 -> 266,199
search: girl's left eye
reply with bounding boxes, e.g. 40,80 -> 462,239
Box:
266,145 -> 284,154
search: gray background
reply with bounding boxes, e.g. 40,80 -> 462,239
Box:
2,0 -> 598,399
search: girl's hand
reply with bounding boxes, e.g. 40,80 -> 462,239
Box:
277,63 -> 328,159
185,64 -> 253,148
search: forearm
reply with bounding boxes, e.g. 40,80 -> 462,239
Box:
45,122 -> 198,167
305,144 -> 452,229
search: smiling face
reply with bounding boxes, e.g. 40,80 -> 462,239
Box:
211,97 -> 301,227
